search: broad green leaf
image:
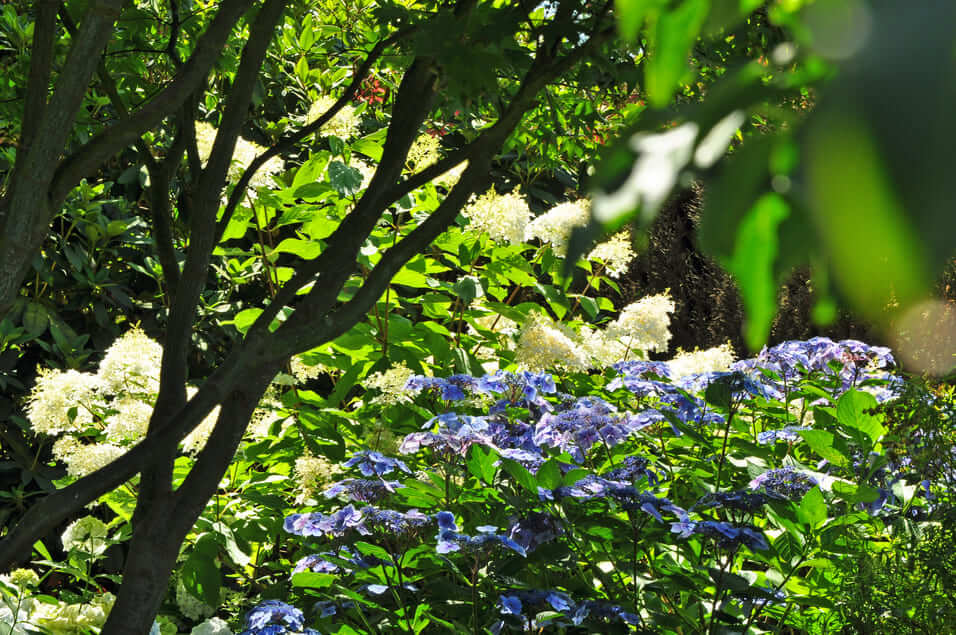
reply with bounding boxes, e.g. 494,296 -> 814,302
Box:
835,390 -> 885,445
796,486 -> 827,528
536,459 -> 562,490
501,459 -> 537,494
274,238 -> 321,260
328,161 -> 363,196
291,572 -> 335,589
727,193 -> 790,350
231,308 -> 263,336
799,429 -> 849,467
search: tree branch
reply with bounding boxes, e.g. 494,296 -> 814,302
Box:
18,0 -> 60,159
50,0 -> 257,203
143,0 -> 289,502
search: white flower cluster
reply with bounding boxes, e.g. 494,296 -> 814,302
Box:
524,199 -> 590,256
667,343 -> 736,379
190,617 -> 234,635
604,293 -> 676,355
586,231 -> 636,278
181,387 -> 223,456
61,516 -> 110,556
294,452 -> 340,504
514,293 -> 676,371
462,188 -> 532,245
194,121 -> 284,192
364,362 -> 414,406
23,592 -> 116,634
27,328 -> 223,475
514,313 -> 590,372
434,160 -> 467,190
405,133 -> 440,172
307,95 -> 361,139
175,578 -> 216,622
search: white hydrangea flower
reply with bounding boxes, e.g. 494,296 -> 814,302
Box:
194,121 -> 284,192
62,443 -> 126,478
667,343 -> 736,380
289,356 -> 327,384
462,188 -> 531,245
32,593 -> 115,634
604,293 -> 676,355
248,390 -> 286,440
514,313 -> 589,372
103,396 -> 153,443
579,326 -> 628,367
294,452 -> 340,504
176,578 -> 216,622
26,368 -> 102,435
587,231 -> 636,278
7,569 -> 39,589
307,95 -> 360,139
405,133 -> 441,172
352,160 -> 376,191
364,362 -> 414,406
97,327 -> 163,394
524,199 -> 591,256
191,617 -> 233,635
61,516 -> 109,555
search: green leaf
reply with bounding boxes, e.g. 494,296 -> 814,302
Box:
328,161 -> 363,196
501,459 -> 537,494
22,301 -> 49,337
727,193 -> 790,350
180,539 -> 220,607
645,0 -> 710,108
835,390 -> 885,445
466,445 -> 498,485
536,459 -> 562,490
291,571 -> 335,589
796,486 -> 827,528
274,238 -> 321,260
831,481 -> 880,504
292,152 -> 331,190
615,0 -> 654,41
799,429 -> 849,467
231,308 -> 263,336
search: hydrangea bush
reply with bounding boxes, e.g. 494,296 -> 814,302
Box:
230,337 -> 951,633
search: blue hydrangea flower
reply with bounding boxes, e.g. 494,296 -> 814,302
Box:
322,478 -> 404,502
343,450 -> 411,477
694,491 -> 770,514
670,519 -> 769,551
749,467 -> 819,500
405,374 -> 479,400
756,426 -> 810,445
435,511 -> 527,557
241,600 -> 305,632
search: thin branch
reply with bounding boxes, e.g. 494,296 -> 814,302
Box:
50,0 -> 258,204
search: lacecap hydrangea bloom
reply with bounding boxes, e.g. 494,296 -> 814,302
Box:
524,198 -> 590,256
30,593 -> 116,634
462,187 -> 532,245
